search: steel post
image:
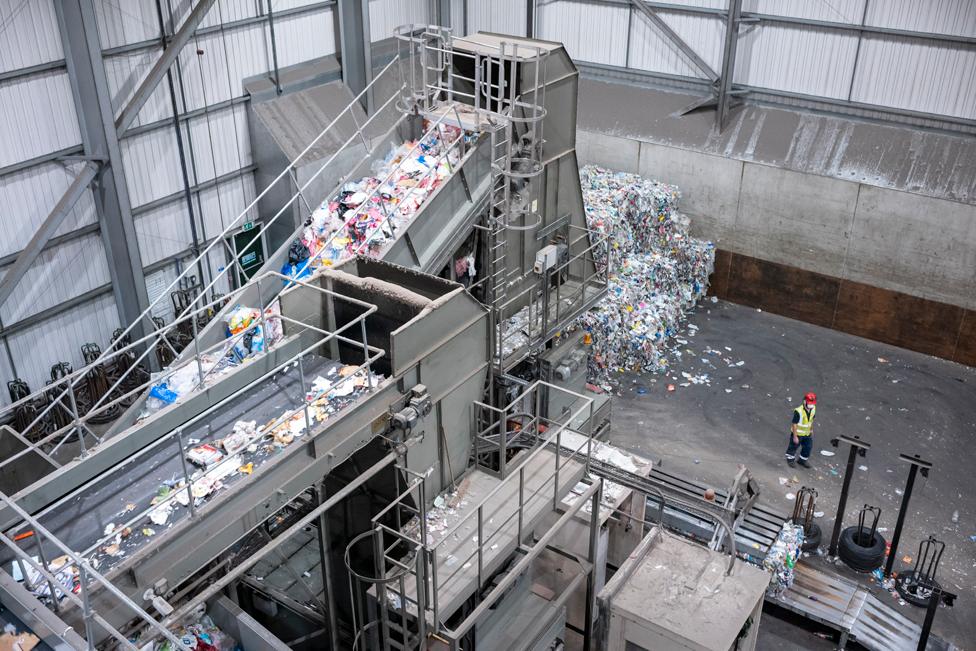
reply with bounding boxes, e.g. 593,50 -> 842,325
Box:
827,435 -> 870,557
885,453 -> 932,578
829,445 -> 858,557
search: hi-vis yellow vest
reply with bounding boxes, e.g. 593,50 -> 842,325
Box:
794,406 -> 815,437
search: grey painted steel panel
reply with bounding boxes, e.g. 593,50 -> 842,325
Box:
381,137 -> 492,274
576,77 -> 976,205
771,563 -> 938,651
207,594 -> 291,650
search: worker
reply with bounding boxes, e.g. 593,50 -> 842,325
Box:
785,392 -> 817,468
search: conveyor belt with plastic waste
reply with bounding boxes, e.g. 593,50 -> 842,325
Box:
1,355 -> 341,578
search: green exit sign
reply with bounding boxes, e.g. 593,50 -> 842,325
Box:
243,221 -> 255,232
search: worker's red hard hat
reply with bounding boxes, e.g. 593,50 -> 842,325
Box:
804,392 -> 817,404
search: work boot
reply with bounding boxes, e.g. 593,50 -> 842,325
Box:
786,458 -> 796,468
798,458 -> 812,469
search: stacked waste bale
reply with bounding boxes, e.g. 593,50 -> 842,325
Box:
579,165 -> 714,386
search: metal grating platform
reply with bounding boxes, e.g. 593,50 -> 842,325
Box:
771,562 -> 949,651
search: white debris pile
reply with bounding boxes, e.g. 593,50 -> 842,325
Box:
577,165 -> 715,387
559,430 -> 653,516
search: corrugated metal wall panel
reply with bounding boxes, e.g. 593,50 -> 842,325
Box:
103,48 -> 174,128
273,0 -> 331,11
0,162 -> 98,258
467,0 -> 526,37
747,0 -> 865,23
852,36 -> 976,119
176,25 -> 271,110
0,0 -> 64,72
6,292 -> 120,397
196,171 -> 258,239
538,1 -> 627,67
0,71 -> 81,168
120,126 -> 185,207
370,0 -> 429,41
271,5 -> 337,67
186,104 -> 252,185
135,200 -> 191,267
92,0 -> 160,49
734,24 -> 859,99
0,344 -> 13,406
197,0 -> 260,29
865,0 -> 976,37
450,0 -> 464,33
0,232 -> 110,325
668,0 -> 725,9
628,8 -> 725,78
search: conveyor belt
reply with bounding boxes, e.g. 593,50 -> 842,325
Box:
584,457 -> 785,557
3,355 -> 340,576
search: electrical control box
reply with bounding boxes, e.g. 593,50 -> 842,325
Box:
534,244 -> 559,274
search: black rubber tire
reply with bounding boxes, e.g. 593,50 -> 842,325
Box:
801,522 -> 822,552
838,525 -> 887,572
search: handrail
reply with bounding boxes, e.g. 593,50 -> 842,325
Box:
0,268 -> 378,473
433,385 -> 594,547
8,272 -> 384,540
0,491 -> 189,650
0,57 -> 404,427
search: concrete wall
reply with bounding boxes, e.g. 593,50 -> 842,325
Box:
576,129 -> 976,312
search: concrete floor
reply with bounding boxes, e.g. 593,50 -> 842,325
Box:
606,300 -> 976,650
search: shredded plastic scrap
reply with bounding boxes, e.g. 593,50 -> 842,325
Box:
578,166 -> 714,385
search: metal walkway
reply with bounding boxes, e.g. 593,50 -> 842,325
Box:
771,559 -> 948,650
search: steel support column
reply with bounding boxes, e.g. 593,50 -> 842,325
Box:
337,0 -> 372,108
56,0 -> 152,343
433,0 -> 452,29
715,0 -> 742,131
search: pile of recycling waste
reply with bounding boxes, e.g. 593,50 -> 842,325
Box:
577,165 -> 715,387
282,123 -> 468,280
144,303 -> 284,418
156,611 -> 238,651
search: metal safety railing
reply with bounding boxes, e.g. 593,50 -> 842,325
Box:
348,381 -> 595,647
0,40 -> 496,468
0,490 -> 190,651
5,270 -> 385,549
0,271 -> 388,647
0,55 -> 407,451
492,223 -> 610,369
395,25 -> 564,394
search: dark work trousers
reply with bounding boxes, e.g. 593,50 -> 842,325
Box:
785,435 -> 813,461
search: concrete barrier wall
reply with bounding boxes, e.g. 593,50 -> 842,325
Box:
577,129 -> 976,312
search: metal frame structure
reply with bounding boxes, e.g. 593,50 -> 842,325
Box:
566,0 -> 976,135
354,380 -> 602,649
0,56 -> 410,456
